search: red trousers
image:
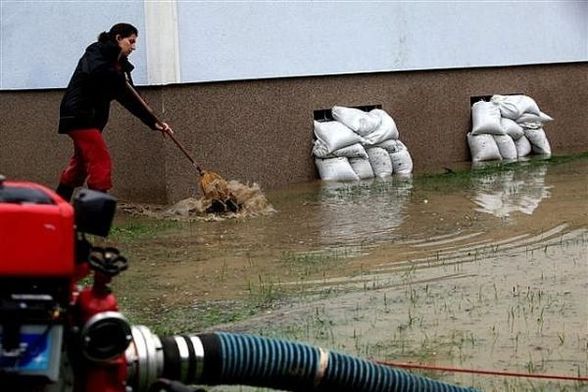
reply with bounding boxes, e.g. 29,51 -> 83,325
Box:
58,129 -> 112,192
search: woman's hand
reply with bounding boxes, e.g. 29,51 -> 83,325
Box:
155,122 -> 174,137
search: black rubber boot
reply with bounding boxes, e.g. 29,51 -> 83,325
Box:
55,183 -> 74,202
206,199 -> 227,214
225,198 -> 240,213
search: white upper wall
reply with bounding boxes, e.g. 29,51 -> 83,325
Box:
177,2 -> 587,82
1,1 -> 586,90
0,2 -> 147,89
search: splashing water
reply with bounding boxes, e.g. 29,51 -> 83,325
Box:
119,180 -> 276,221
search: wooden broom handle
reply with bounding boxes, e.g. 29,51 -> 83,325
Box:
125,81 -> 203,175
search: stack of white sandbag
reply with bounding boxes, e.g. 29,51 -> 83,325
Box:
467,94 -> 553,162
313,106 -> 413,181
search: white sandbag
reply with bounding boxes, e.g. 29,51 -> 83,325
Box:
539,112 -> 554,122
471,101 -> 504,135
349,157 -> 375,179
330,143 -> 369,159
313,141 -> 368,159
363,109 -> 400,144
516,111 -> 554,129
516,111 -> 553,123
467,133 -> 502,162
312,139 -> 330,158
500,118 -> 524,140
524,128 -> 551,155
514,135 -> 532,157
366,146 -> 393,177
518,121 -> 542,130
331,106 -> 381,136
493,135 -> 518,160
313,120 -> 365,154
315,157 -> 360,182
374,138 -> 399,153
491,94 -> 541,119
389,141 -> 413,174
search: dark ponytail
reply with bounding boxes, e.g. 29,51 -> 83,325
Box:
97,23 -> 138,43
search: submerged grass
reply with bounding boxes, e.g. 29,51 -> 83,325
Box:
280,247 -> 363,273
123,298 -> 260,336
415,152 -> 588,190
109,218 -> 184,242
320,176 -> 413,199
247,229 -> 588,392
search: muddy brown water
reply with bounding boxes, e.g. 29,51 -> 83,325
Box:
111,158 -> 587,391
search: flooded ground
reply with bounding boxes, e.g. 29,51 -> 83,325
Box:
110,156 -> 588,391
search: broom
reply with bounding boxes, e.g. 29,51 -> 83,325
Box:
125,81 -> 237,211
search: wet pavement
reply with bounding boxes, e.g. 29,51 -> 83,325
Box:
112,156 -> 588,391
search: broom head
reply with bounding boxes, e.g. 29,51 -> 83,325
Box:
199,170 -> 240,213
199,170 -> 230,200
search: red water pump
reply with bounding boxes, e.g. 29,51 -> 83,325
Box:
0,175 -> 130,392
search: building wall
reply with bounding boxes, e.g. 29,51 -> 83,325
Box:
1,63 -> 586,203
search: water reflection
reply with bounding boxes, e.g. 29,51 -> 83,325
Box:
470,163 -> 551,218
316,176 -> 412,245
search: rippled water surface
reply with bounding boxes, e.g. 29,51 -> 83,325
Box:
113,157 -> 588,391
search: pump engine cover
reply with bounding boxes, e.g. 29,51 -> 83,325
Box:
0,180 -> 74,277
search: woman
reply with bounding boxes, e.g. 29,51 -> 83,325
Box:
56,23 -> 172,201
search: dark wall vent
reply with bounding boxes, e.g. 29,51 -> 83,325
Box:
470,93 -> 524,107
313,104 -> 382,122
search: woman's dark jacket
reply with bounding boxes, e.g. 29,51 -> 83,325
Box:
59,40 -> 157,133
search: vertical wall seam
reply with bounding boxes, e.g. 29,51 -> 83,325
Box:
144,0 -> 181,86
144,0 -> 181,203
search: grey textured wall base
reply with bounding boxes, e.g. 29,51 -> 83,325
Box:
1,62 -> 586,204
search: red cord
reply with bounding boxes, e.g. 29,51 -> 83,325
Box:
375,360 -> 588,382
